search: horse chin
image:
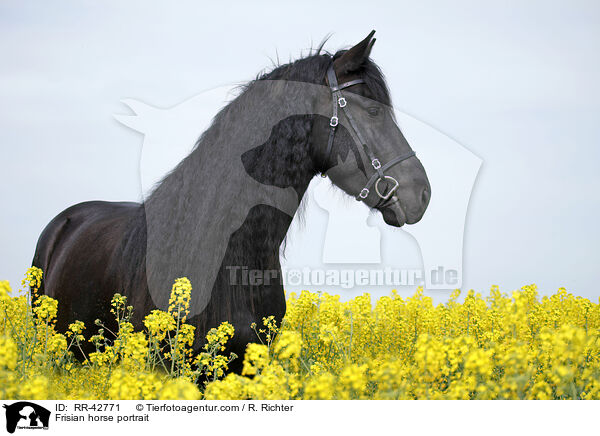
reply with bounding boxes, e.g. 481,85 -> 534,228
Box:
379,202 -> 406,227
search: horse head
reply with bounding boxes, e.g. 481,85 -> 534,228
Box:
312,31 -> 431,227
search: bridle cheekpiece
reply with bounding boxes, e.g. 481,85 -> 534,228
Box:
322,63 -> 415,202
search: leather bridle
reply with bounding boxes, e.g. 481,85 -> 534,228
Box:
322,63 -> 415,202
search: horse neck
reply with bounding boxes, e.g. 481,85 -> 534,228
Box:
145,113 -> 318,269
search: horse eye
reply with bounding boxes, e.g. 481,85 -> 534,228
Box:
367,107 -> 380,117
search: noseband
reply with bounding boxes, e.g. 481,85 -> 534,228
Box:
322,64 -> 415,202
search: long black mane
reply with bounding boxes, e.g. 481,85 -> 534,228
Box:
133,48 -> 392,277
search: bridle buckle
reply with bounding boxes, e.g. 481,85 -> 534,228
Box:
372,158 -> 381,169
338,97 -> 347,108
330,116 -> 338,127
358,188 -> 369,199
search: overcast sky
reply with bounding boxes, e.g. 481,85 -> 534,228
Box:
1,1 -> 599,302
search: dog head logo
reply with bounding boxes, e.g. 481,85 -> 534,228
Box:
3,402 -> 50,433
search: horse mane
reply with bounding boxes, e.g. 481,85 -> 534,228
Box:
145,41 -> 392,201
135,43 -> 393,271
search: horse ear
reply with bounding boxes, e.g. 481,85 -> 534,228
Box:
334,30 -> 376,74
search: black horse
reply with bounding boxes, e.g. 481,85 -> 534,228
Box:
32,31 -> 430,373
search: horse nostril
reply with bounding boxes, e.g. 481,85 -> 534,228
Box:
421,187 -> 430,207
